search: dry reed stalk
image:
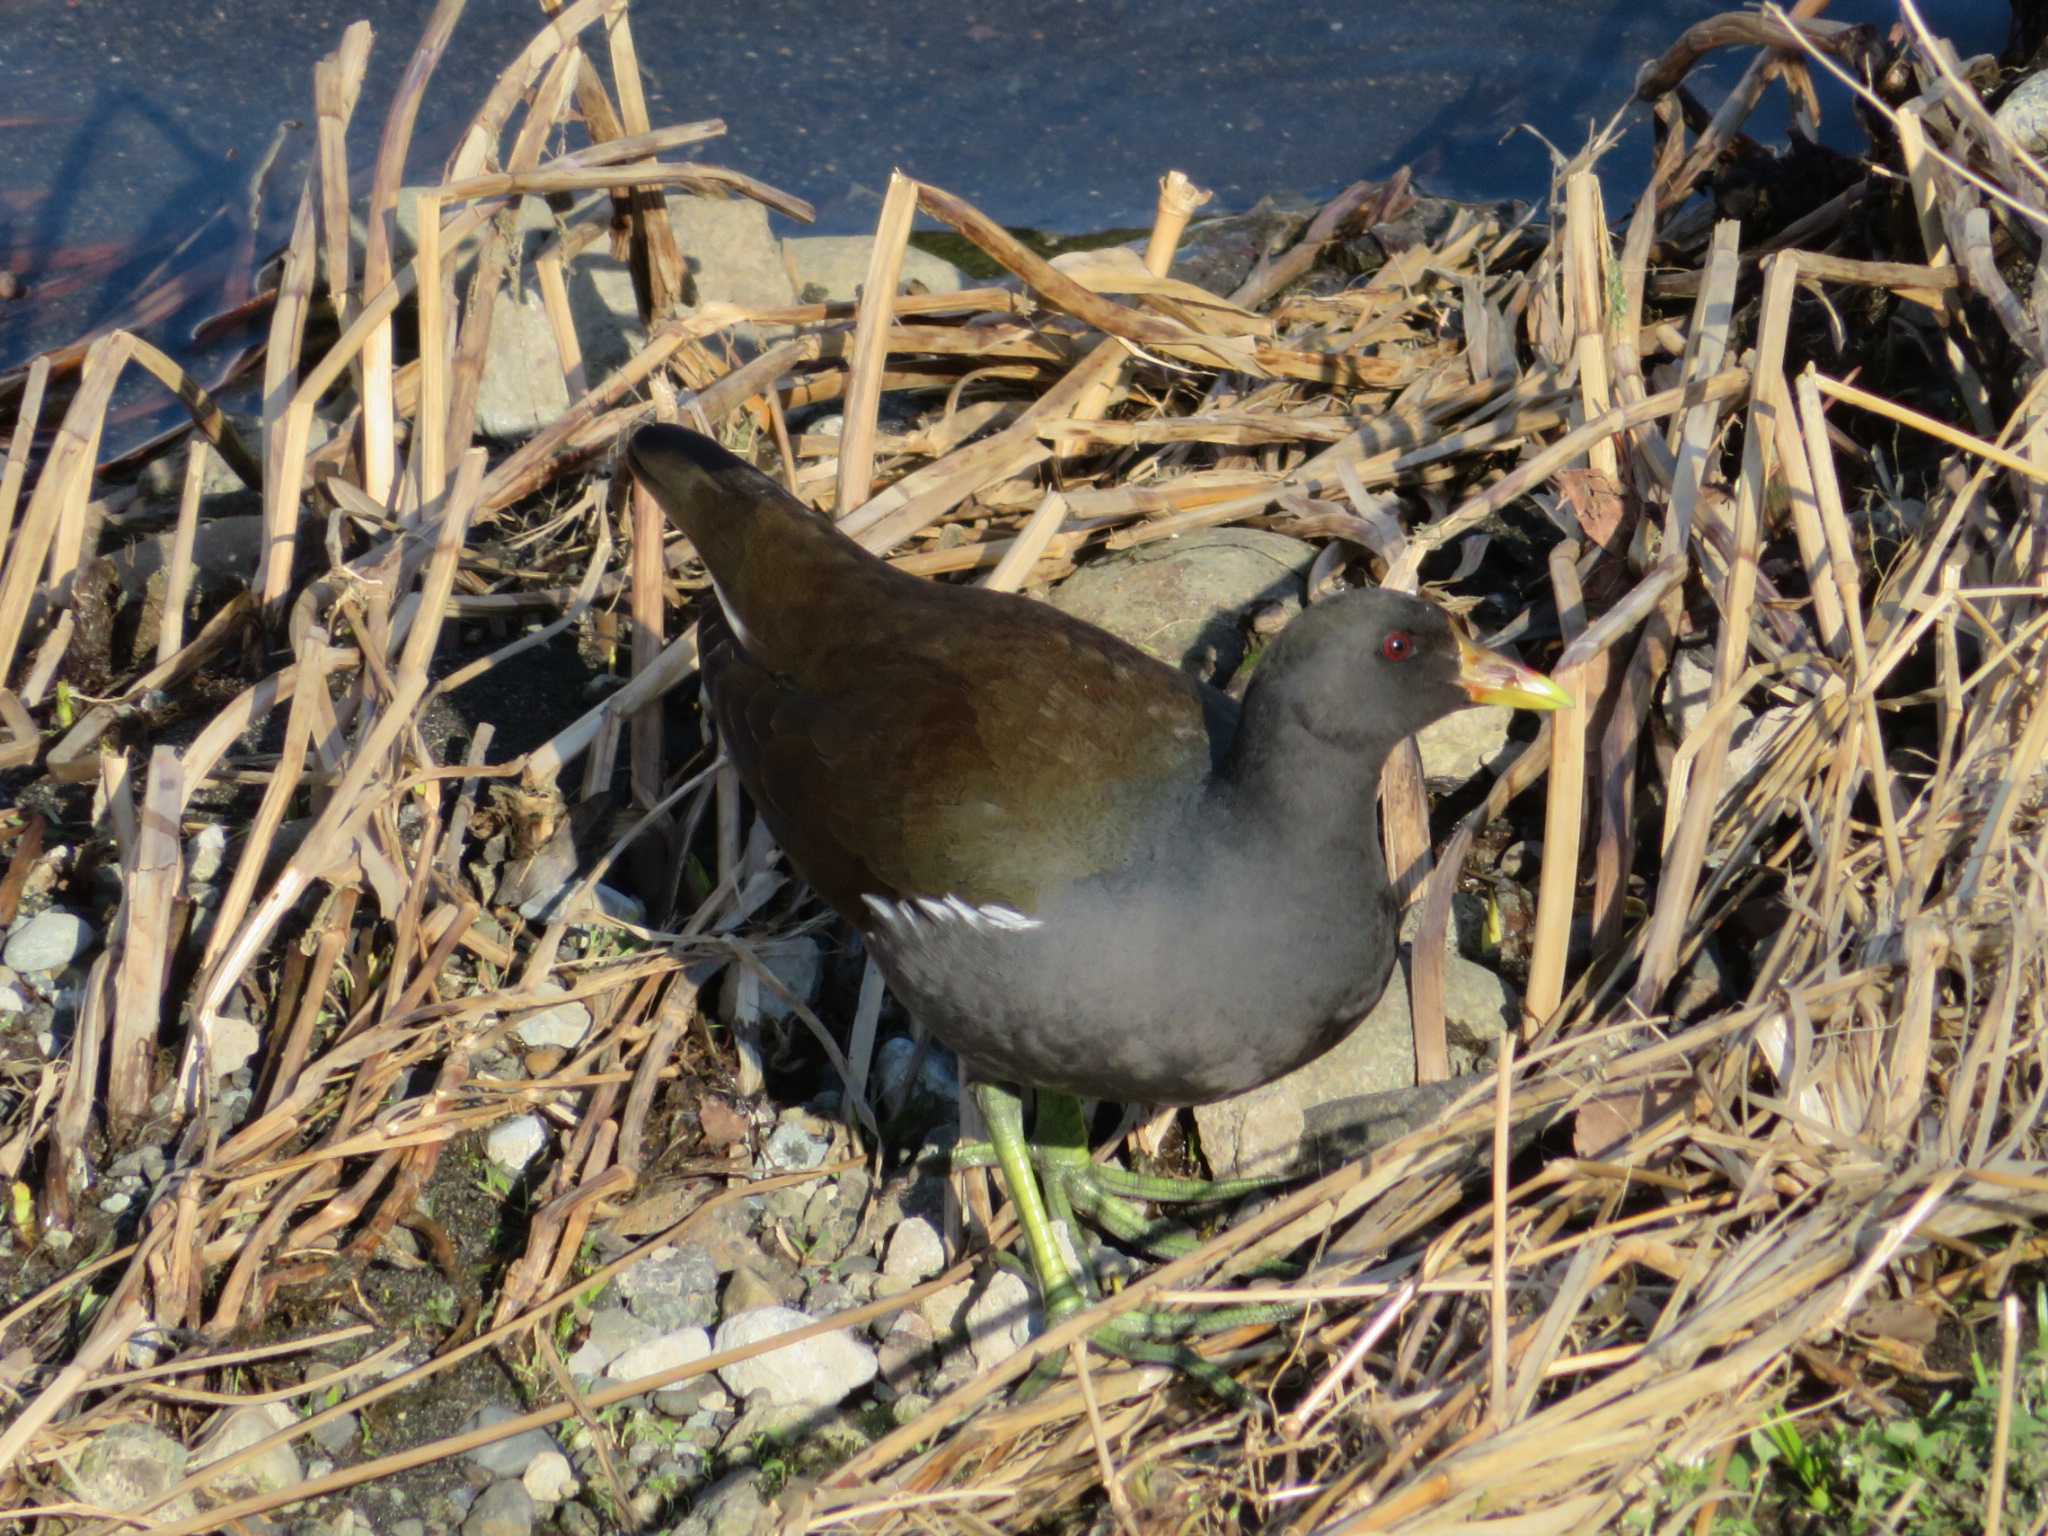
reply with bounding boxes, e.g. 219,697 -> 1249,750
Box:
1525,541 -> 1588,1028
153,437 -> 208,663
105,748 -> 182,1131
0,354 -> 51,558
838,172 -> 919,512
358,0 -> 466,506
258,179 -> 320,610
313,21 -> 374,328
0,331 -> 136,679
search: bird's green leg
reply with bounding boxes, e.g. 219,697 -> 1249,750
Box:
953,1094 -> 1293,1265
965,1085 -> 1284,1407
973,1082 -> 1086,1324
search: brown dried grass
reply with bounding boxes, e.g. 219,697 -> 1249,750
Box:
2,3 -> 2046,1533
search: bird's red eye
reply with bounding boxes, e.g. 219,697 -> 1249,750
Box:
1381,631 -> 1413,662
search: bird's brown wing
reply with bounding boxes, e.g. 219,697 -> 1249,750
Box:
702,589 -> 1220,919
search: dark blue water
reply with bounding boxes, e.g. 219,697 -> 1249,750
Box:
0,0 -> 2010,377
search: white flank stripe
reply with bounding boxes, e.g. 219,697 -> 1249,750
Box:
862,893 -> 1042,934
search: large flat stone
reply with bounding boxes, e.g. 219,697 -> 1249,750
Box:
1046,529 -> 1318,683
781,236 -> 966,302
1194,917 -> 1518,1180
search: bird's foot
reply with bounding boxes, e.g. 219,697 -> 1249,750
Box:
953,1126 -> 1293,1267
1009,1298 -> 1290,1408
964,1086 -> 1297,1408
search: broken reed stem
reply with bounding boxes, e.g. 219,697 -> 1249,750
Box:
1525,541 -> 1587,1029
1812,368 -> 2048,486
0,355 -> 52,560
357,0 -> 466,506
1489,1028 -> 1515,1428
1565,170 -> 1617,481
838,171 -> 918,514
259,178 -> 319,612
155,438 -> 209,664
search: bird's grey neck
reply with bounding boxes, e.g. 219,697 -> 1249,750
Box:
1217,688 -> 1396,857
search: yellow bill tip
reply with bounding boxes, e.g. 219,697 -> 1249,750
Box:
1455,633 -> 1574,711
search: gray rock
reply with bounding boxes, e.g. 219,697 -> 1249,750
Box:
310,1412 -> 360,1456
873,1034 -> 958,1105
192,1401 -> 301,1499
210,1015 -> 262,1079
964,1270 -> 1035,1370
876,1311 -> 935,1387
513,986 -> 592,1051
0,966 -> 28,1015
605,1325 -> 712,1383
486,1114 -> 547,1174
1046,529 -> 1317,683
567,1303 -> 654,1375
462,1479 -> 535,1536
472,194 -> 800,440
810,1271 -> 868,1317
890,1391 -> 933,1427
460,1406 -> 563,1479
781,236 -> 966,303
1726,704 -> 1801,794
760,1120 -> 829,1173
1415,705 -> 1517,790
617,1241 -> 720,1330
108,514 -> 270,610
720,1263 -> 793,1322
63,1422 -> 193,1520
917,1279 -> 974,1340
520,1449 -> 577,1503
1167,196 -> 1316,299
882,1217 -> 945,1284
4,909 -> 96,974
678,1470 -> 774,1536
722,937 -> 825,1032
1997,71 -> 2048,157
713,1305 -> 877,1407
716,1392 -> 815,1456
757,939 -> 823,1021
474,290 -> 574,440
1664,646 -> 1744,747
1663,645 -> 1795,802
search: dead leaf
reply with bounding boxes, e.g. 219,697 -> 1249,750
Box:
1554,467 -> 1629,550
697,1093 -> 751,1149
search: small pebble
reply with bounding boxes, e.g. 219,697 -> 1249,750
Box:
891,1392 -> 933,1426
309,1413 -> 359,1456
186,824 -> 229,885
882,1217 -> 945,1284
965,1271 -> 1035,1370
460,1408 -> 563,1479
3,909 -> 97,973
714,1305 -> 878,1407
604,1326 -> 710,1382
761,1121 -> 829,1172
461,1480 -> 534,1536
616,1241 -> 720,1330
513,987 -> 592,1051
485,1114 -> 547,1174
521,1451 -> 577,1503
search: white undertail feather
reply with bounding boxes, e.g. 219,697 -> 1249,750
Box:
863,893 -> 1041,934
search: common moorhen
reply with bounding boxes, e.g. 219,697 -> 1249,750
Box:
629,424 -> 1570,1391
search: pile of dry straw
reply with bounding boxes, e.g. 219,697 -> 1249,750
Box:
2,2 -> 2046,1531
